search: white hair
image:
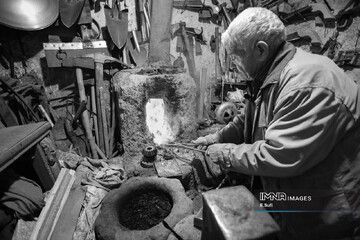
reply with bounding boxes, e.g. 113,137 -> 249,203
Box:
222,7 -> 286,56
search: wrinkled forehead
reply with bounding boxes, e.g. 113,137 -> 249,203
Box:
225,41 -> 248,58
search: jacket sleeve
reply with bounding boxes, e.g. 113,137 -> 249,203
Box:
217,113 -> 245,144
225,87 -> 353,177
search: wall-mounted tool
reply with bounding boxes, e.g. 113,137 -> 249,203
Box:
320,30 -> 339,59
310,2 -> 335,27
173,55 -> 185,68
274,2 -> 335,28
60,0 -> 85,28
104,0 -> 129,49
333,49 -> 360,67
127,33 -> 147,67
286,29 -> 323,52
172,23 -> 207,56
135,0 -> 149,43
211,0 -> 233,26
173,0 -> 218,21
335,0 -> 360,31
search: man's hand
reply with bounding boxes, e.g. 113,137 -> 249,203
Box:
192,136 -> 209,150
191,133 -> 220,150
205,143 -> 236,169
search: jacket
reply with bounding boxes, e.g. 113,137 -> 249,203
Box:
216,42 -> 360,239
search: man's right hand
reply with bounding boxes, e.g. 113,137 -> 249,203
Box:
191,133 -> 220,150
192,136 -> 208,146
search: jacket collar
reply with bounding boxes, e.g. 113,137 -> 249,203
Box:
258,42 -> 296,90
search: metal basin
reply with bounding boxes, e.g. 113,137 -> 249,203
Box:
0,0 -> 59,30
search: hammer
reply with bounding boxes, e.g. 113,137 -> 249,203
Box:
62,54 -> 130,158
84,53 -> 130,158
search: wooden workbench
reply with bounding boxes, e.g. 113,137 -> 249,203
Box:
0,122 -> 51,173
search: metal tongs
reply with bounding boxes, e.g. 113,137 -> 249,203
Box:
160,142 -> 206,153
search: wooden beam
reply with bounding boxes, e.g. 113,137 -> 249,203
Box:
30,168 -> 76,240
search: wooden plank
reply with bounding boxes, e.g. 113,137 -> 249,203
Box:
49,186 -> 86,240
30,169 -> 76,240
30,168 -> 68,240
47,172 -> 76,239
0,122 -> 51,172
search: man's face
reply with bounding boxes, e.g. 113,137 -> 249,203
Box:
229,46 -> 259,79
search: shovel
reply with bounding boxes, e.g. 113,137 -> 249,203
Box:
104,0 -> 128,49
127,32 -> 147,67
59,0 -> 85,28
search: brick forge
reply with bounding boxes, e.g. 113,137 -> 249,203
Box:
112,67 -> 198,156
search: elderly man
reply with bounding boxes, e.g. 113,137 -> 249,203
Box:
194,7 -> 360,240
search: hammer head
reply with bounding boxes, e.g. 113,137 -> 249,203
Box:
171,21 -> 186,39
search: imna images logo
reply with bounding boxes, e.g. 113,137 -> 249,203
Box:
259,192 -> 311,202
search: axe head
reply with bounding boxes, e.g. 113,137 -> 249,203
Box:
171,22 -> 187,39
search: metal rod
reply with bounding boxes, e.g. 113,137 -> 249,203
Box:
216,173 -> 229,189
161,143 -> 206,153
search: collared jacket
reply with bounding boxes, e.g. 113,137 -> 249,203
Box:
216,42 -> 360,239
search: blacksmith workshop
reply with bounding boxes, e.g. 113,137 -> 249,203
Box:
1,0 -> 360,239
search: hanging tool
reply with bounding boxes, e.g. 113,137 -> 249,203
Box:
104,0 -> 129,49
320,29 -> 339,59
172,0 -> 218,21
336,0 -> 360,31
135,0 -> 148,43
171,22 -> 205,74
59,0 -> 85,28
127,32 -> 147,67
172,23 -> 206,51
173,55 -> 185,68
286,29 -> 323,49
212,0 -> 232,26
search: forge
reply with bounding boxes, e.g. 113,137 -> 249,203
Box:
113,67 -> 197,156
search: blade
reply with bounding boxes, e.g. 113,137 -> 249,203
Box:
60,0 -> 85,28
104,5 -> 128,49
127,34 -> 147,67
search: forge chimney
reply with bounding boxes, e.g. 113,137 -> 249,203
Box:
148,0 -> 174,65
